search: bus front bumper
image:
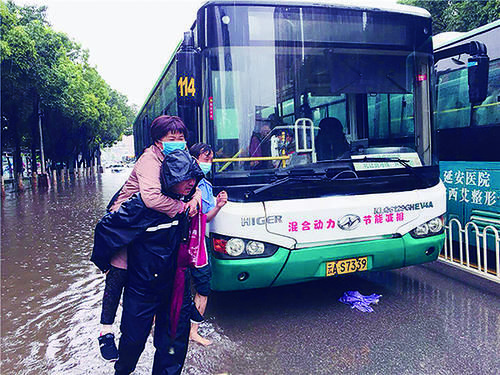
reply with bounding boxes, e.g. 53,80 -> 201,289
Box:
210,233 -> 445,291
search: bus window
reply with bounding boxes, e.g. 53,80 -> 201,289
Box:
475,59 -> 500,126
436,59 -> 500,129
308,94 -> 348,136
162,65 -> 178,116
368,93 -> 415,142
435,68 -> 470,129
211,70 -> 241,168
281,98 -> 294,117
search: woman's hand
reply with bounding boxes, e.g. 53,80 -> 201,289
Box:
185,199 -> 198,216
216,191 -> 228,208
185,188 -> 202,217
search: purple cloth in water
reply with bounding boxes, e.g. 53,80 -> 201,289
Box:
339,291 -> 382,313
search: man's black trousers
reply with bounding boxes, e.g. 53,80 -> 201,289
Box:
114,277 -> 191,375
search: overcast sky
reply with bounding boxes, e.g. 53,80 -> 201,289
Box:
14,0 -> 400,109
14,0 -> 206,108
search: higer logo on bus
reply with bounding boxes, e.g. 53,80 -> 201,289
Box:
241,215 -> 283,227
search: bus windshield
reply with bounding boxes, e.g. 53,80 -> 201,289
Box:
203,4 -> 433,175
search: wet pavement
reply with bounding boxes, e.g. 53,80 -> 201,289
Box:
1,172 -> 499,375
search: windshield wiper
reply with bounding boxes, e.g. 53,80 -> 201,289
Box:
351,156 -> 432,183
313,157 -> 413,168
246,157 -> 423,199
247,175 -> 324,198
251,176 -> 290,196
320,156 -> 426,181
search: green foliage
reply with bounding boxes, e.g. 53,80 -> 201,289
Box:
400,0 -> 500,34
1,0 -> 137,166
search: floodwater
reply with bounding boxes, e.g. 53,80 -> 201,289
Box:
2,172 -> 500,375
1,172 -> 130,374
1,171 -> 251,375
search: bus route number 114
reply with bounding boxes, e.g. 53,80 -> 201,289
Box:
178,76 -> 196,97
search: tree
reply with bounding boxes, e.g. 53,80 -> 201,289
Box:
1,1 -> 136,189
400,0 -> 500,34
1,1 -> 41,189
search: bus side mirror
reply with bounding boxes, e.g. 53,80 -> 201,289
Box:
468,55 -> 489,105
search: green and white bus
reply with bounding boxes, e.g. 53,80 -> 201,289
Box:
132,1 -> 479,291
434,20 -> 499,275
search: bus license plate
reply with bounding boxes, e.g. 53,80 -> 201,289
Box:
326,257 -> 368,276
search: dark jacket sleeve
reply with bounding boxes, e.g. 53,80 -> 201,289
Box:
91,195 -> 151,272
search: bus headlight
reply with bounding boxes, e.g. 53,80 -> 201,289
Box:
412,223 -> 429,237
211,234 -> 279,259
246,241 -> 265,255
410,216 -> 444,238
427,217 -> 443,233
226,238 -> 245,256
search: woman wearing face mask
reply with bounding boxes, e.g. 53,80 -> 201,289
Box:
109,115 -> 200,215
96,115 -> 202,361
188,143 -> 227,346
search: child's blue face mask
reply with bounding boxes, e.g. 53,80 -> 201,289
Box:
162,141 -> 186,155
198,162 -> 212,175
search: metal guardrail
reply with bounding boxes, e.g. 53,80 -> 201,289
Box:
440,218 -> 500,283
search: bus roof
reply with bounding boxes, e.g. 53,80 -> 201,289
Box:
433,19 -> 500,50
199,0 -> 431,18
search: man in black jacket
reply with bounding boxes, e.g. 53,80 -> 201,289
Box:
92,149 -> 204,375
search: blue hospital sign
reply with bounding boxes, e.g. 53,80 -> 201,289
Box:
441,165 -> 498,208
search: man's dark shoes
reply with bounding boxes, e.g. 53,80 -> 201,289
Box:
98,333 -> 119,361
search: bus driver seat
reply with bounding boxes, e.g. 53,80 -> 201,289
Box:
315,117 -> 350,161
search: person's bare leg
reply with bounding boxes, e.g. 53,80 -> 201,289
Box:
190,293 -> 212,346
100,324 -> 113,336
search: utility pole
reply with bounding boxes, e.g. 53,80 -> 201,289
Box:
38,101 -> 45,174
38,100 -> 49,188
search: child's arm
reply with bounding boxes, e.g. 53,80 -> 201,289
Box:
206,191 -> 227,222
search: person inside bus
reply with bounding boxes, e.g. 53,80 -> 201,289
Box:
92,149 -> 205,375
188,143 -> 228,346
95,115 -> 201,361
315,117 -> 350,161
249,119 -> 272,169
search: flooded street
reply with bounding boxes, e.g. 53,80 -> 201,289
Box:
2,172 -> 500,375
1,172 -> 254,375
1,173 -> 129,374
